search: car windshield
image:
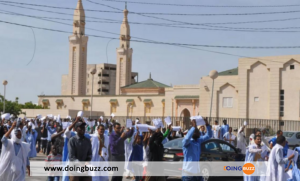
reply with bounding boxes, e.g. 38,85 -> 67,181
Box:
283,132 -> 294,138
164,138 -> 183,149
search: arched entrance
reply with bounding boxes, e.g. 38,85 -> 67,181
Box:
180,108 -> 191,130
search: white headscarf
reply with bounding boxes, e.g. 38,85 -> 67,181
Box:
12,129 -> 22,144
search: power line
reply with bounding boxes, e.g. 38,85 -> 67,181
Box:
5,1 -> 300,30
0,13 -> 288,64
5,9 -> 300,33
3,20 -> 300,49
85,0 -> 300,32
0,9 -> 278,62
98,0 -> 300,8
2,1 -> 300,16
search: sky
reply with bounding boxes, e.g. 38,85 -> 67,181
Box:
1,0 -> 300,103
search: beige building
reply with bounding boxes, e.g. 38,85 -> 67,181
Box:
23,0 -> 300,125
200,55 -> 300,121
86,63 -> 137,96
61,0 -> 137,96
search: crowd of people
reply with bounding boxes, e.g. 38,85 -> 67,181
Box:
0,112 -> 298,181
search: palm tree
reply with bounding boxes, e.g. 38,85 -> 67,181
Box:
15,97 -> 19,103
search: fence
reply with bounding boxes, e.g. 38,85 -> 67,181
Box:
89,116 -> 300,136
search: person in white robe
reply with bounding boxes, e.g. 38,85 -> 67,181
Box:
25,122 -> 38,158
223,127 -> 236,147
237,125 -> 247,154
266,135 -> 294,181
91,124 -> 109,181
124,127 -> 135,178
0,121 -> 31,181
212,120 -> 220,139
244,135 -> 268,181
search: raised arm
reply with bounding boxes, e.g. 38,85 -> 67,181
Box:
68,117 -> 79,131
51,129 -> 66,141
164,124 -> 172,139
183,120 -> 197,147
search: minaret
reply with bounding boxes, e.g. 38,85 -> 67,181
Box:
67,0 -> 88,95
115,3 -> 133,95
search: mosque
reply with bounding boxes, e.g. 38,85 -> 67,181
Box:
23,0 -> 300,124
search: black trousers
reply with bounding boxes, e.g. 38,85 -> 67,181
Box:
41,139 -> 48,154
111,155 -> 125,181
36,138 -> 41,153
46,141 -> 52,155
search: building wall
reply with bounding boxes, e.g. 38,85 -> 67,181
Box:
281,60 -> 300,120
248,62 -> 270,119
21,109 -> 103,119
199,76 -> 239,117
217,83 -> 238,118
199,55 -> 300,121
61,75 -> 68,95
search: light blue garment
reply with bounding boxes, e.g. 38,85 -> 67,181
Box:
243,144 -> 268,181
162,137 -> 168,144
221,124 -> 229,140
182,126 -> 212,174
292,161 -> 300,181
1,137 -> 30,178
47,125 -> 57,141
26,129 -> 38,158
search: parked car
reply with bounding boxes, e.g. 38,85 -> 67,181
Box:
163,138 -> 245,181
265,131 -> 300,149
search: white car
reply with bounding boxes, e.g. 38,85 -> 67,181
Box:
266,132 -> 300,149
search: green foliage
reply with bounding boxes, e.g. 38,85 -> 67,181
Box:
0,95 -> 43,116
19,101 -> 43,109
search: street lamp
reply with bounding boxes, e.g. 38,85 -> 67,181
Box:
209,70 -> 218,124
2,80 -> 8,113
90,69 -> 97,119
100,68 -> 103,95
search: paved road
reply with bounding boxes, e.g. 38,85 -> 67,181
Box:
26,153 -> 242,181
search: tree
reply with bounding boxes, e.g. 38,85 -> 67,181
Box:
0,100 -> 23,116
20,101 -> 43,109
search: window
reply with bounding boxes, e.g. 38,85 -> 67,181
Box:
87,89 -> 89,93
290,65 -> 295,70
87,74 -> 89,78
83,104 -> 89,111
146,105 -> 151,113
111,104 -> 117,113
203,142 -> 220,152
223,97 -> 233,108
296,133 -> 300,139
220,143 -> 235,153
87,81 -> 89,85
57,104 -> 62,110
254,97 -> 259,102
280,90 -> 284,117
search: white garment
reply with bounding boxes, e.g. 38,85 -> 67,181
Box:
143,145 -> 149,167
249,133 -> 255,145
91,134 -> 109,181
237,127 -> 247,154
223,132 -> 236,147
265,144 -> 288,181
212,125 -> 221,139
124,133 -> 135,173
0,138 -> 30,181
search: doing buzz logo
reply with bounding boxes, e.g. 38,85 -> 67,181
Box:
242,163 -> 255,175
223,163 -> 255,175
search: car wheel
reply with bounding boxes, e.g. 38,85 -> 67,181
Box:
201,166 -> 211,181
